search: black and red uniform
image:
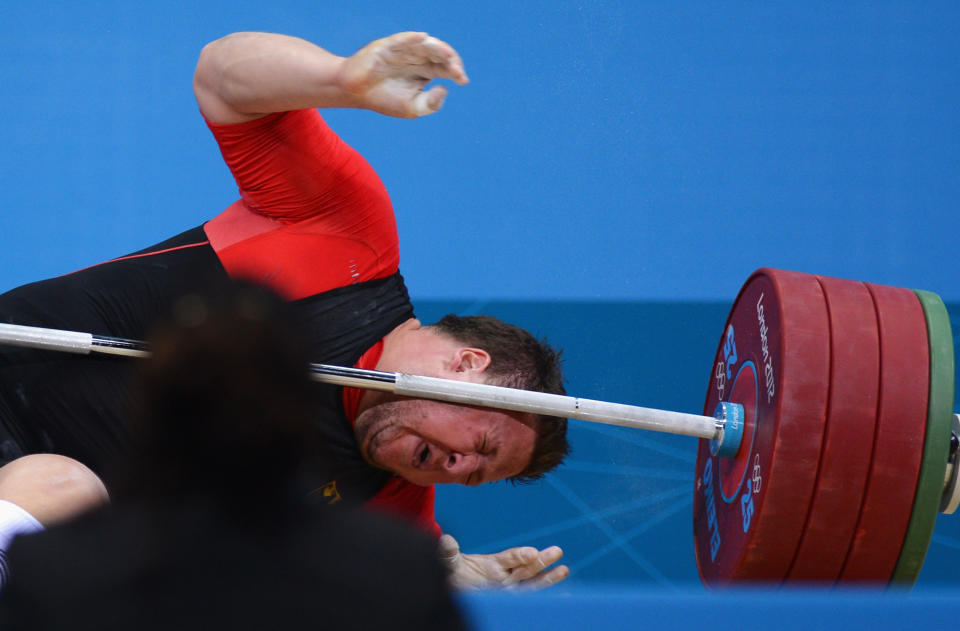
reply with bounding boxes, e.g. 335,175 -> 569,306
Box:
0,109 -> 440,535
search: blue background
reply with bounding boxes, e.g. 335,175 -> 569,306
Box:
2,0 -> 960,623
1,1 -> 957,301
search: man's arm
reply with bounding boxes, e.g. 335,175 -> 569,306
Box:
193,31 -> 469,124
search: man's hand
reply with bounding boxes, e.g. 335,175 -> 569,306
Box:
338,32 -> 469,119
438,533 -> 570,591
195,31 -> 468,124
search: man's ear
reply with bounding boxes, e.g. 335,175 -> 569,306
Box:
451,348 -> 491,374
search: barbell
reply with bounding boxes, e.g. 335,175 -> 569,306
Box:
0,267 -> 954,587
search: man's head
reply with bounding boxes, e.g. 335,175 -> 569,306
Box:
355,314 -> 569,487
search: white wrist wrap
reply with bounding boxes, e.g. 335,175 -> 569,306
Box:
0,500 -> 43,550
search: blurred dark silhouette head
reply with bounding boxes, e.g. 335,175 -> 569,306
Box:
118,281 -> 314,515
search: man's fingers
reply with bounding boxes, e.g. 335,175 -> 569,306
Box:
382,31 -> 429,58
421,36 -> 469,84
538,545 -> 564,568
493,546 -> 540,570
437,533 -> 461,561
501,546 -> 565,584
381,32 -> 468,85
518,564 -> 571,591
411,85 -> 448,117
348,31 -> 467,118
420,36 -> 454,63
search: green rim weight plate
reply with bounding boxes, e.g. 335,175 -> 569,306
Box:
891,290 -> 955,584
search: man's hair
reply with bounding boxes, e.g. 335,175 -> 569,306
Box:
428,314 -> 569,483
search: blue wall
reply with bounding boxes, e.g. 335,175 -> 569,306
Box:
2,0 -> 960,609
1,1 -> 958,300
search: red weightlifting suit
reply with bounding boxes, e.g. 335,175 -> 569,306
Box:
204,109 -> 400,300
0,109 -> 440,535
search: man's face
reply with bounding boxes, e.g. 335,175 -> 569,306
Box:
354,399 -> 537,486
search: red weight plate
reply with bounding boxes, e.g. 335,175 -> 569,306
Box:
785,276 -> 879,581
694,268 -> 830,585
838,283 -> 928,581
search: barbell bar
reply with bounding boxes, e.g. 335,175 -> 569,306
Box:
0,321 -> 742,453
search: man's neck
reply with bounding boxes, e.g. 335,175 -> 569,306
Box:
356,317 -> 422,416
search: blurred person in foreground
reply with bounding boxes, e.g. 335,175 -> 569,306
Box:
0,283 -> 469,631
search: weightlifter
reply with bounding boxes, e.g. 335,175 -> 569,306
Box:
0,30 -> 570,589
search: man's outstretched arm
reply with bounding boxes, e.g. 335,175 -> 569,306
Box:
193,31 -> 469,124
